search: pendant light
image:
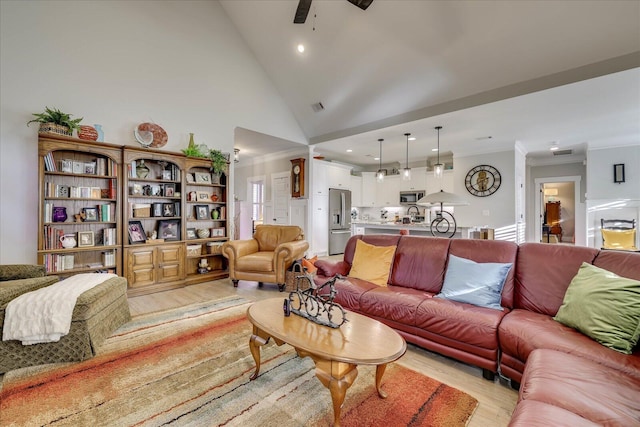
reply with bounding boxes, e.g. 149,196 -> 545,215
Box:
376,138 -> 385,183
402,133 -> 411,181
434,126 -> 444,179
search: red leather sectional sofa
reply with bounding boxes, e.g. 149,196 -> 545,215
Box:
314,234 -> 640,426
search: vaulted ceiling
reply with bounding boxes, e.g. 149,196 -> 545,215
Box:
220,0 -> 640,167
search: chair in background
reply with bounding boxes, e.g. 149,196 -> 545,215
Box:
222,224 -> 309,291
600,219 -> 638,251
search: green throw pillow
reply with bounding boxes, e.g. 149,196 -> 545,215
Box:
554,262 -> 640,354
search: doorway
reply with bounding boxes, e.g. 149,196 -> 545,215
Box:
534,176 -> 584,245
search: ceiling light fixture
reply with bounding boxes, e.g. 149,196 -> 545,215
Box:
433,126 -> 444,178
376,138 -> 384,183
402,133 -> 411,181
234,148 -> 240,163
297,44 -> 305,53
550,142 -> 559,151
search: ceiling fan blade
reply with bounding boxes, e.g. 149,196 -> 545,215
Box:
294,0 -> 312,24
347,0 -> 374,10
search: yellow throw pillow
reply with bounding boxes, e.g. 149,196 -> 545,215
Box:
348,240 -> 396,286
601,229 -> 637,250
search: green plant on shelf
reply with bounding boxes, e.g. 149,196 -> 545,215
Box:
27,106 -> 83,132
209,149 -> 227,175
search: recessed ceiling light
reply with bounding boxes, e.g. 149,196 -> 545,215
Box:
408,137 -> 416,141
297,44 -> 305,53
550,142 -> 560,151
374,157 -> 380,161
431,148 -> 438,152
346,149 -> 352,153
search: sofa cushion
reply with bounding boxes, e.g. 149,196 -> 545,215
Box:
235,251 -> 275,272
509,400 -> 602,427
449,239 -> 518,309
358,285 -> 427,325
499,309 -> 640,380
593,249 -> 640,281
329,276 -> 378,312
519,349 -> 640,426
554,262 -> 640,354
348,239 -> 396,286
514,243 -> 598,315
390,236 -> 450,292
436,255 -> 512,310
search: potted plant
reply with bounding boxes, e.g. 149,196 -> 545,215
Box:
209,149 -> 228,184
27,107 -> 83,136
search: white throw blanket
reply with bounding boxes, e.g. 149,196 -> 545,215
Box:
2,273 -> 116,345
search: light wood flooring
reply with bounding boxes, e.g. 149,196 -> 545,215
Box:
129,279 -> 518,427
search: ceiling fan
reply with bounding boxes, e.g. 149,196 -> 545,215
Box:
294,0 -> 374,24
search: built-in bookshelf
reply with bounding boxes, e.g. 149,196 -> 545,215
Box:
37,135 -> 122,276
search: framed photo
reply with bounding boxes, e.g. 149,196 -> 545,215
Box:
83,207 -> 98,222
186,228 -> 197,240
72,161 -> 84,174
78,231 -> 95,247
195,204 -> 209,220
84,162 -> 96,175
194,172 -> 211,183
158,219 -> 180,241
614,163 -> 625,183
188,191 -> 198,202
163,202 -> 175,217
186,173 -> 194,183
162,170 -> 172,180
164,183 -> 175,197
60,159 -> 73,173
131,184 -> 143,195
128,221 -> 146,244
153,202 -> 163,217
197,192 -> 211,202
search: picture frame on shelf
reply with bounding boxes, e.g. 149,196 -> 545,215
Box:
60,159 -> 73,173
194,205 -> 209,220
153,203 -> 163,217
197,192 -> 211,202
84,162 -> 96,175
194,172 -> 211,183
83,207 -> 98,222
163,203 -> 175,217
164,183 -> 175,197
131,184 -> 143,195
128,221 -> 146,244
188,191 -> 197,202
72,161 -> 84,174
78,231 -> 95,247
162,170 -> 172,180
186,173 -> 194,183
186,228 -> 197,240
158,219 -> 180,241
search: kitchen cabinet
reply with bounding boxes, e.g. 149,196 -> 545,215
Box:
376,175 -> 400,207
426,170 -> 454,195
311,194 -> 328,256
360,172 -> 377,207
327,163 -> 352,190
351,175 -> 362,207
400,167 -> 427,192
312,159 -> 328,196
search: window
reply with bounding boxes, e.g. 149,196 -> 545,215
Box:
247,176 -> 265,222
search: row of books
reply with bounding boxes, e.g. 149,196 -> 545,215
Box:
43,227 -> 117,249
44,153 -> 117,176
42,251 -> 116,273
44,183 -> 116,199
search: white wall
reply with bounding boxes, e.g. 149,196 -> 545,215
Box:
0,1 -> 307,263
454,151 -> 517,240
586,145 -> 640,200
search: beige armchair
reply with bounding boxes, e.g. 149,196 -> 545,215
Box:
222,225 -> 309,291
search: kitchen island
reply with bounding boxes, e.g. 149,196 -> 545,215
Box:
352,222 -> 473,238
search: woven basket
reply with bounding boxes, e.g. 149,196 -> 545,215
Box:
284,261 -> 313,292
39,122 -> 72,136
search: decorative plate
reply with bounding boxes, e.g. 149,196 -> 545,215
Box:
136,122 -> 168,148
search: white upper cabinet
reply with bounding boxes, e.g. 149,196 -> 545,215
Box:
376,175 -> 400,207
400,167 -> 427,191
351,175 -> 362,207
327,163 -> 352,190
360,172 -> 377,207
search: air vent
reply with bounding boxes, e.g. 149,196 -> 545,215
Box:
311,102 -> 324,112
553,149 -> 573,156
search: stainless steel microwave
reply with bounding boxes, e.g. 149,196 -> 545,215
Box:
399,190 -> 425,205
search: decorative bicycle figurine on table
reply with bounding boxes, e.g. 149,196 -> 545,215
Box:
287,273 -> 348,328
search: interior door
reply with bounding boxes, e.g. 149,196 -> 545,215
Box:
272,172 -> 290,224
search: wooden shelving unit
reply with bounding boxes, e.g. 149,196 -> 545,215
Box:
37,134 -> 122,277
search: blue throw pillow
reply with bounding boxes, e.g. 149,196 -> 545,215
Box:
436,255 -> 512,310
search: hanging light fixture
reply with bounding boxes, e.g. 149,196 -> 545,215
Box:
234,148 -> 240,163
376,138 -> 385,183
402,133 -> 411,181
433,126 -> 444,178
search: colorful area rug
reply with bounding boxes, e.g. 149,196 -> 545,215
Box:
0,297 -> 478,426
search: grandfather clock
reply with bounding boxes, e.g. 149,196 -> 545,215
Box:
290,158 -> 305,198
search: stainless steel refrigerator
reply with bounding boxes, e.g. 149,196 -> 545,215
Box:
329,188 -> 352,255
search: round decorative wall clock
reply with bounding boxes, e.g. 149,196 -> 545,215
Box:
465,165 -> 501,197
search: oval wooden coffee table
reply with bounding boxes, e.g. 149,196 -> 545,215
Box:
247,298 -> 407,427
